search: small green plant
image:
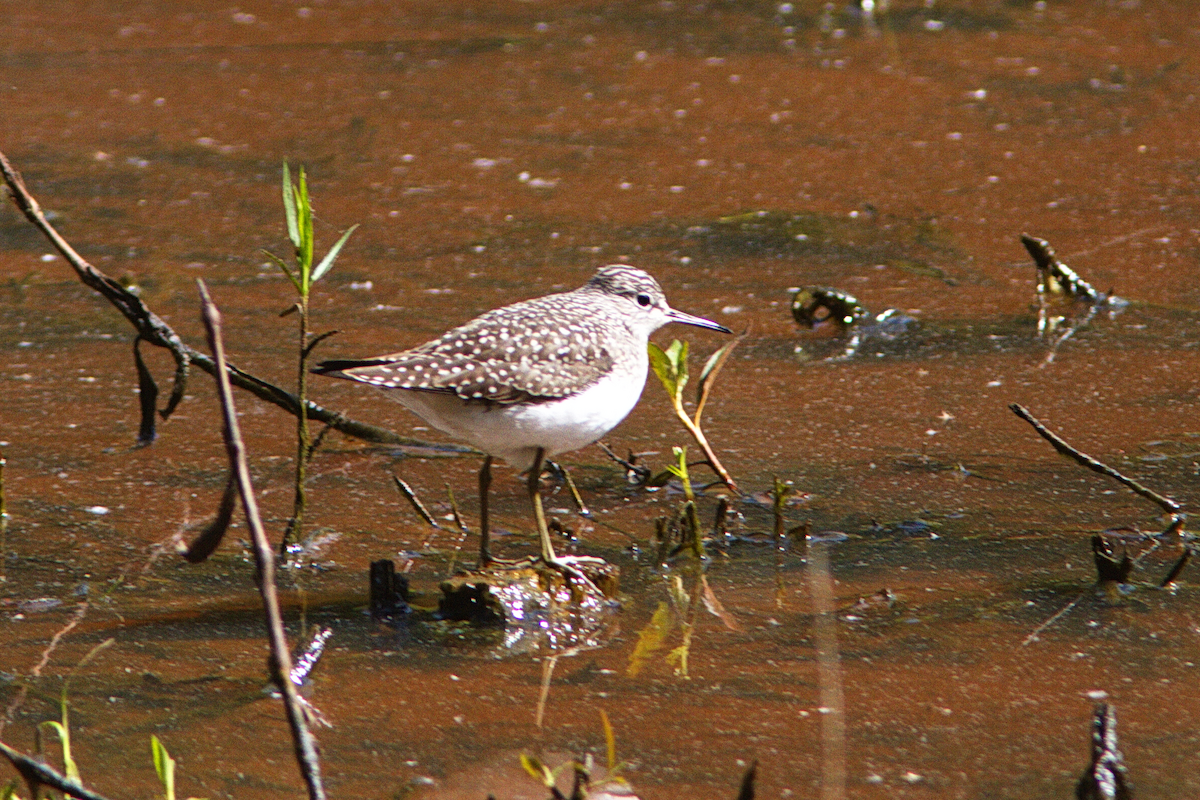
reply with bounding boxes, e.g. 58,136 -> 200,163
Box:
665,445 -> 704,559
265,163 -> 358,552
519,711 -> 632,799
35,639 -> 114,785
648,335 -> 740,491
36,698 -> 80,786
151,735 -> 206,800
151,736 -> 176,800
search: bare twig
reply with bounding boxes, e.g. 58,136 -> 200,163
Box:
1009,404 -> 1180,513
1022,592 -> 1085,646
198,280 -> 326,800
392,474 -> 442,529
0,740 -> 114,800
0,602 -> 88,737
0,149 -> 451,450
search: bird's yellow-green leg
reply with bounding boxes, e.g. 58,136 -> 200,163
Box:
478,455 -> 494,566
526,447 -> 559,565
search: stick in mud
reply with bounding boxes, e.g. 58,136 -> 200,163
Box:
0,740 -> 115,800
1009,404 -> 1180,513
198,280 -> 327,800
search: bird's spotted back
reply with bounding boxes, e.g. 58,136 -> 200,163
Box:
335,292 -> 623,403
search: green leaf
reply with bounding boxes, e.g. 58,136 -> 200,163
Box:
647,342 -> 675,395
263,250 -> 303,294
151,735 -> 176,800
600,710 -> 617,773
39,720 -> 80,782
697,337 -> 736,401
297,167 -> 314,275
695,332 -> 742,425
311,223 -> 359,284
665,642 -> 691,676
520,754 -> 554,787
666,574 -> 690,612
0,779 -> 19,800
665,339 -> 689,394
282,162 -> 300,250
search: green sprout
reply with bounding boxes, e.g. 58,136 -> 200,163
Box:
35,638 -> 114,788
665,446 -> 705,559
151,736 -> 176,800
265,163 -> 358,552
648,335 -> 741,492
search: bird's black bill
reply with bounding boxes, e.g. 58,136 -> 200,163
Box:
667,308 -> 733,334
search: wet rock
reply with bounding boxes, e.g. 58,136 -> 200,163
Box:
438,559 -> 620,653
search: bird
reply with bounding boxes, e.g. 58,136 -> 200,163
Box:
313,264 -> 731,570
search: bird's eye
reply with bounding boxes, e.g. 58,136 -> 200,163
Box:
636,293 -> 652,307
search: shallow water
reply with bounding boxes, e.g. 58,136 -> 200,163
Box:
2,1 -> 1199,798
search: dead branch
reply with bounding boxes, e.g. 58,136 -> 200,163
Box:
0,149 -> 460,450
198,280 -> 326,800
0,740 -> 114,800
1009,404 -> 1180,513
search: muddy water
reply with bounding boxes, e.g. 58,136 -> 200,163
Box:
2,1 -> 1200,798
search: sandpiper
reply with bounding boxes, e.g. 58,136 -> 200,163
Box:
314,264 -> 731,568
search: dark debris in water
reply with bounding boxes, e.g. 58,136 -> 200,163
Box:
790,285 -> 920,361
1076,702 -> 1134,800
1021,234 -> 1130,364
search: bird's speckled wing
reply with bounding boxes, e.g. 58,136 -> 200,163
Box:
313,294 -> 617,404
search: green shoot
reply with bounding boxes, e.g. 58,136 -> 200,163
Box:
770,477 -> 795,609
267,162 -> 359,552
596,710 -> 633,789
520,753 -> 577,798
771,476 -> 794,550
151,736 -> 176,800
600,710 -> 617,774
648,335 -> 741,492
666,446 -> 705,558
36,638 -> 114,785
37,717 -> 80,786
665,445 -> 694,504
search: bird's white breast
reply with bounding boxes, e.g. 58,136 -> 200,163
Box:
387,352 -> 649,472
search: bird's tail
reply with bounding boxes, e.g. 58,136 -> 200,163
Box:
311,358 -> 394,378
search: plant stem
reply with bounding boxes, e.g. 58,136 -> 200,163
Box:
284,297 -> 311,552
671,396 -> 738,492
